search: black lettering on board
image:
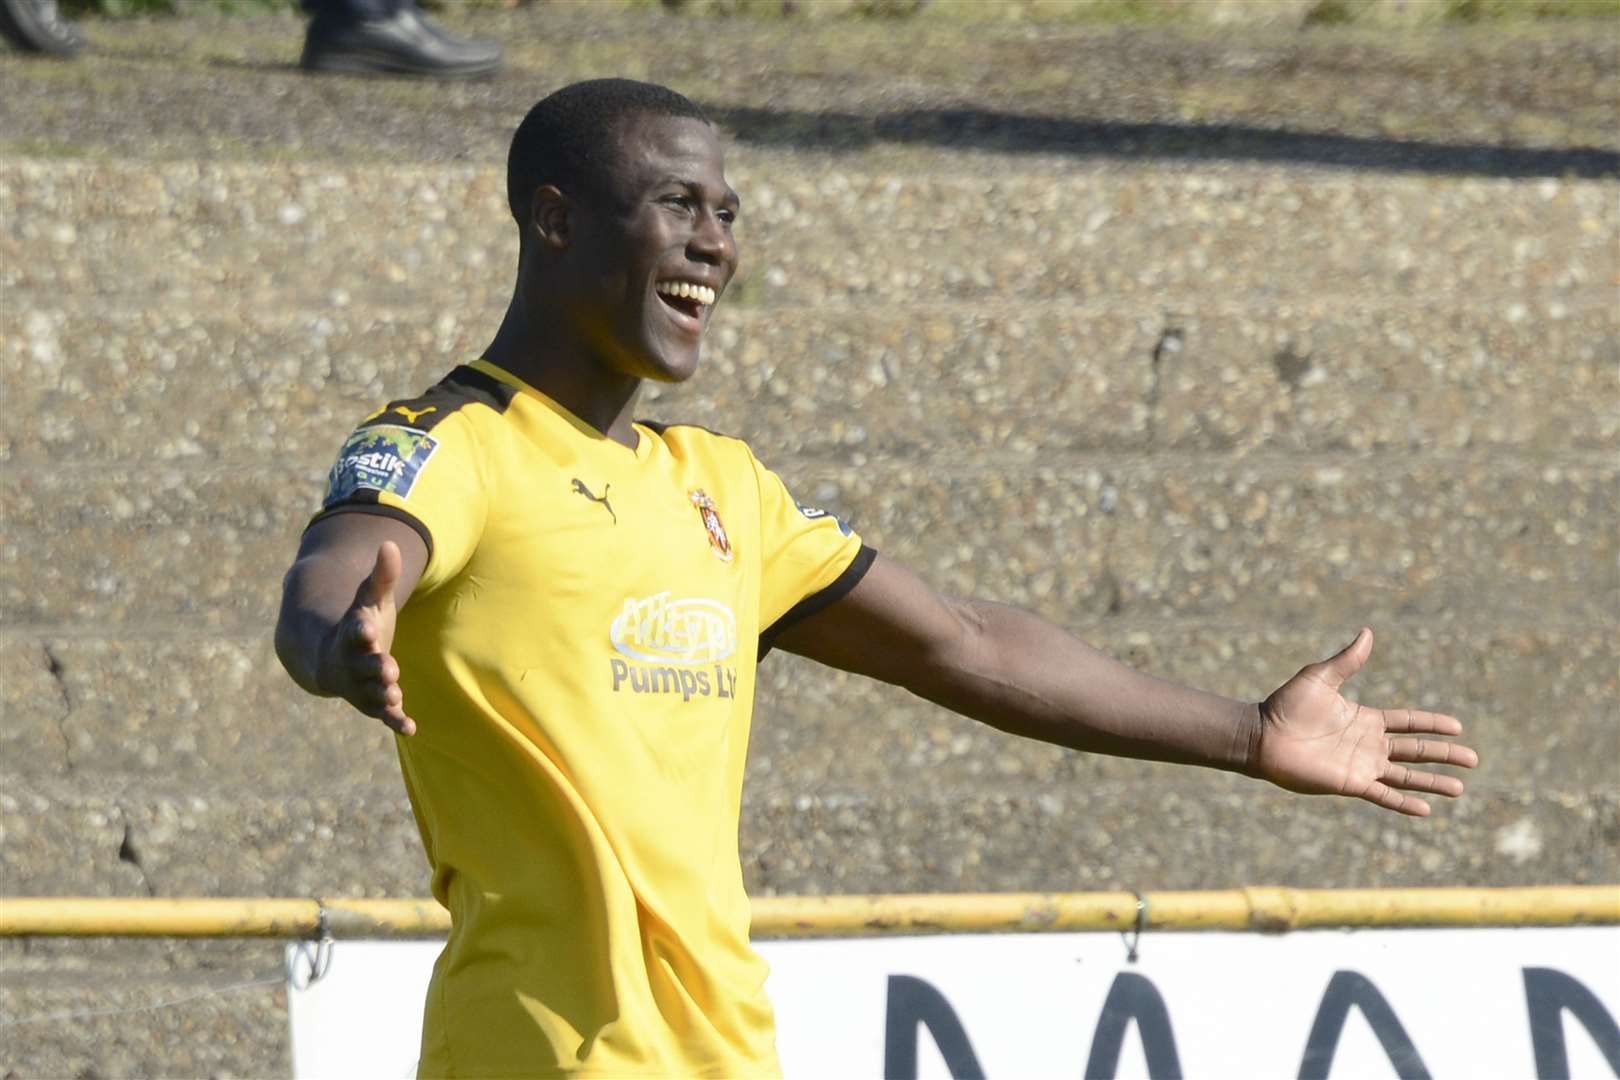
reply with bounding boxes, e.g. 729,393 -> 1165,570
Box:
882,975 -> 986,1080
1298,970 -> 1431,1080
1083,972 -> 1183,1079
1524,967 -> 1620,1079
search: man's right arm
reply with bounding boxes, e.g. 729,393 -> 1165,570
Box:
275,513 -> 430,735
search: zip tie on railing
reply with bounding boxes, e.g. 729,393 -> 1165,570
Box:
287,899 -> 334,990
1121,891 -> 1147,963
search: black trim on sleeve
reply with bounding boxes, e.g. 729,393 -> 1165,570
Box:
306,500 -> 435,563
757,544 -> 878,661
637,419 -> 744,444
442,365 -> 520,415
358,365 -> 520,435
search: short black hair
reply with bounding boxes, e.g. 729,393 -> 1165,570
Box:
506,78 -> 710,225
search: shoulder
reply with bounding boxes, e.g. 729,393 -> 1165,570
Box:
638,418 -> 747,446
324,366 -> 517,509
638,419 -> 759,468
356,365 -> 521,437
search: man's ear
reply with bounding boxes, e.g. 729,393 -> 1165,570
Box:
530,185 -> 571,250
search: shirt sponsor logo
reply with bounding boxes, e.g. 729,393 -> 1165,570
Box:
608,593 -> 740,703
324,425 -> 440,506
609,658 -> 738,702
796,500 -> 854,537
610,593 -> 736,666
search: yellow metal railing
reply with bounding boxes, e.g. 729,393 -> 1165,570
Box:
2,886 -> 1615,939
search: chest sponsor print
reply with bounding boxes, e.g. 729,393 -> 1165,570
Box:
611,592 -> 735,665
608,592 -> 740,703
324,424 -> 440,506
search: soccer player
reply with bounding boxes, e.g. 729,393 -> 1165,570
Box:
274,78 -> 1478,1078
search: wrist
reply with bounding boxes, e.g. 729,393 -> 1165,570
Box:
1235,700 -> 1265,778
284,615 -> 345,699
311,622 -> 346,698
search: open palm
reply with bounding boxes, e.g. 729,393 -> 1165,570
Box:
317,541 -> 415,736
1257,628 -> 1478,817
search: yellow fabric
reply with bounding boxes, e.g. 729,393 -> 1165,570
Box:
313,360 -> 867,1078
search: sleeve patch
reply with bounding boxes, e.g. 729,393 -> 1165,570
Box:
324,424 -> 441,507
795,500 -> 853,537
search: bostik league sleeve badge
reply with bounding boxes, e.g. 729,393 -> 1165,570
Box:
689,489 -> 734,562
324,424 -> 441,506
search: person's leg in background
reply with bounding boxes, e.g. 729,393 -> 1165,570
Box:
0,0 -> 82,57
300,0 -> 501,79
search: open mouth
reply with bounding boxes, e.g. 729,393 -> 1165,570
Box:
660,294 -> 703,320
655,280 -> 715,328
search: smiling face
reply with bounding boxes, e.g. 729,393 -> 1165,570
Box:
560,113 -> 740,385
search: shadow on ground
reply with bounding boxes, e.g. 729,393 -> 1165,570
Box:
707,104 -> 1620,179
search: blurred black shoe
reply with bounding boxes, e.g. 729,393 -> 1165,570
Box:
0,0 -> 83,57
300,6 -> 501,78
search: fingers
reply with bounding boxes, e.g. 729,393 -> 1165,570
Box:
330,639 -> 416,736
1383,707 -> 1465,737
347,613 -> 383,654
359,697 -> 416,737
354,676 -> 400,712
1308,627 -> 1373,692
1359,780 -> 1432,818
346,650 -> 395,681
1388,734 -> 1480,770
355,670 -> 416,736
371,701 -> 417,738
1380,761 -> 1466,798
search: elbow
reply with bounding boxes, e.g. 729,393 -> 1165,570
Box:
272,572 -> 299,682
942,595 -> 988,655
927,595 -> 992,696
272,611 -> 297,683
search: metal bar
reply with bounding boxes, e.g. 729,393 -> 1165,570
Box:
0,898 -> 454,939
749,885 -> 1620,935
1,886 -> 1614,940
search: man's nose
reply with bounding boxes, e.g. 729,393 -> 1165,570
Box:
688,211 -> 734,268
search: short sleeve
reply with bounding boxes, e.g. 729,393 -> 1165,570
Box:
751,451 -> 876,653
308,407 -> 488,594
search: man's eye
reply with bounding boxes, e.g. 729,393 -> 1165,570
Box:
664,195 -> 695,212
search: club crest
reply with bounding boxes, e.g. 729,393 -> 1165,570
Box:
689,489 -> 733,562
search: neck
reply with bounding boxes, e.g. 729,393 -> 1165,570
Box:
481,295 -> 644,449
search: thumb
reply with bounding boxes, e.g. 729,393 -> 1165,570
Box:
358,541 -> 402,608
1314,627 -> 1373,691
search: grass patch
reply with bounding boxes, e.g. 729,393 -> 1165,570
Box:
59,0 -> 1620,19
63,0 -> 293,13
5,138 -> 113,159
1303,0 -> 1620,23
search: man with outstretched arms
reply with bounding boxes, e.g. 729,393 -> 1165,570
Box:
275,79 -> 1478,1078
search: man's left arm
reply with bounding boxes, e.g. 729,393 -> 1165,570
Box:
772,553 -> 1477,817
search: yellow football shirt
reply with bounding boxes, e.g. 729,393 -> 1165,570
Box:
313,359 -> 873,1078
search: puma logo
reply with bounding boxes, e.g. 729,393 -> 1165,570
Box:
571,478 -> 616,524
393,405 -> 437,425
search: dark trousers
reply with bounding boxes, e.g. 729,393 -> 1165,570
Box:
301,0 -> 410,20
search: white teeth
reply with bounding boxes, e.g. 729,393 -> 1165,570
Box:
657,281 -> 716,306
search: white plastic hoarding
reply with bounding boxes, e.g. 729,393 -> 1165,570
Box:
288,926 -> 1620,1078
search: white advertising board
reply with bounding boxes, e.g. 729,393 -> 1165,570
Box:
288,926 -> 1620,1079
